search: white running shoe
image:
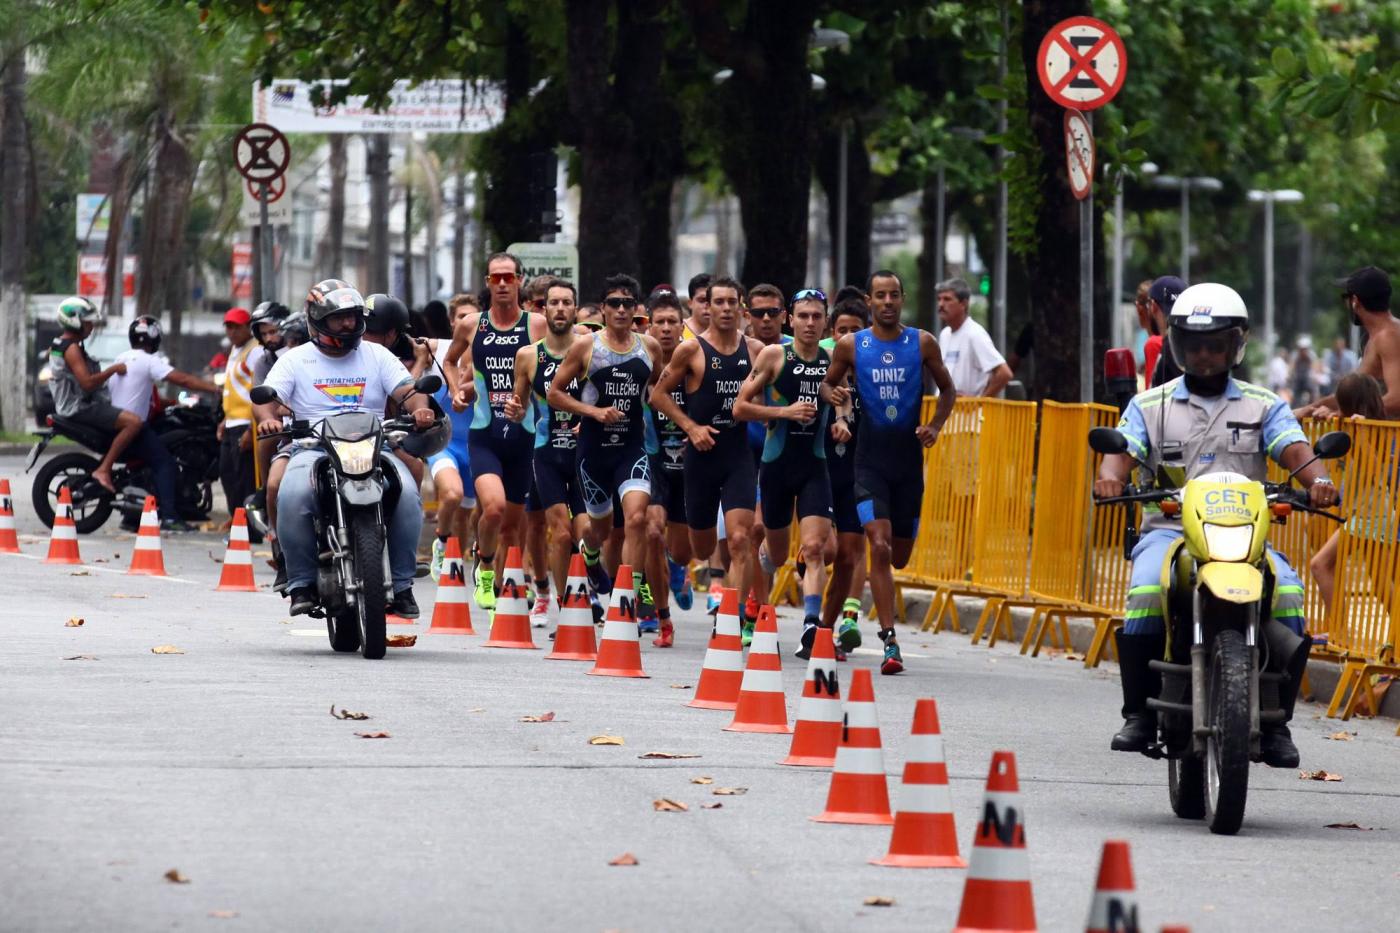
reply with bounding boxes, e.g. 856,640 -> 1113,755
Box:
530,594 -> 551,628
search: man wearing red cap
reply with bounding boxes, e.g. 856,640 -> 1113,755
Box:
218,307 -> 260,533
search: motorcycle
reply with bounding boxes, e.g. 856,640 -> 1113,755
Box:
26,396 -> 221,533
249,375 -> 444,660
1090,427 -> 1349,835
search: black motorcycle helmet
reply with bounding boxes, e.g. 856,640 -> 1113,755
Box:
364,293 -> 410,337
305,279 -> 366,355
249,301 -> 290,348
279,311 -> 310,347
128,315 -> 162,353
395,394 -> 452,459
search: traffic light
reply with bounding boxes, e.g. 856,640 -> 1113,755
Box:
979,274 -> 991,296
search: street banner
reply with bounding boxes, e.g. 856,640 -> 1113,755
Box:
508,243 -> 580,287
253,79 -> 506,134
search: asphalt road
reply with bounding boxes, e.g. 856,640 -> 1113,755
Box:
2,453 -> 1398,932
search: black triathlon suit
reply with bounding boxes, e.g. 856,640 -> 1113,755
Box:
758,345 -> 833,529
823,363 -> 863,535
650,378 -> 688,525
575,333 -> 655,519
468,310 -> 535,504
683,335 -> 757,531
527,341 -> 584,516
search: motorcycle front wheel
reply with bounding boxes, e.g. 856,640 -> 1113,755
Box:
1204,628 -> 1251,835
350,513 -> 387,660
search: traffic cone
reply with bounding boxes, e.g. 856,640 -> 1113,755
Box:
126,496 -> 167,576
871,698 -> 965,868
781,625 -> 842,766
687,587 -> 744,710
426,537 -> 475,635
589,564 -> 648,678
215,507 -> 257,591
45,487 -> 82,565
0,478 -> 19,553
811,668 -> 893,825
546,553 -> 597,661
482,547 -> 537,648
953,751 -> 1037,933
1086,840 -> 1139,933
725,604 -> 790,733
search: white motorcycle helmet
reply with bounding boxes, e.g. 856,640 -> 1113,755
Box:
1167,283 -> 1249,378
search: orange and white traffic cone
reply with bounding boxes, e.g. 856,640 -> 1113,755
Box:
426,537 -> 475,635
0,478 -> 20,553
812,668 -> 893,825
483,547 -> 537,649
1086,840 -> 1139,933
45,487 -> 82,565
127,495 -> 167,577
871,698 -> 965,868
953,751 -> 1037,933
546,553 -> 597,661
725,604 -> 790,733
215,507 -> 257,591
589,564 -> 648,678
781,625 -> 842,766
687,587 -> 744,710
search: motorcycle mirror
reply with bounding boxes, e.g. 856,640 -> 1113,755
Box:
415,374 -> 443,395
1314,431 -> 1351,460
1088,427 -> 1129,455
249,385 -> 280,406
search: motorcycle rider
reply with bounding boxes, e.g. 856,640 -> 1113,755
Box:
1094,283 -> 1339,767
248,301 -> 291,383
107,315 -> 220,530
253,283 -> 436,619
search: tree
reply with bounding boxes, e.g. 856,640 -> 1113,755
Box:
0,44 -> 29,433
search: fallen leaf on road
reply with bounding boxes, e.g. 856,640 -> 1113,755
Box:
355,731 -> 391,739
589,734 -> 625,746
1324,731 -> 1356,741
93,557 -> 108,563
253,550 -> 273,558
701,802 -> 723,809
713,787 -> 748,796
668,683 -> 693,689
163,868 -> 190,884
330,706 -> 370,721
151,645 -> 184,655
208,910 -> 238,919
65,617 -> 85,627
1064,653 -> 1084,662
520,712 -> 556,723
652,798 -> 689,812
691,776 -> 713,785
109,593 -> 147,599
278,619 -> 293,624
863,896 -> 895,907
69,570 -> 90,577
1299,769 -> 1343,782
62,655 -> 98,661
386,634 -> 417,647
608,852 -> 639,866
638,751 -> 699,759
468,707 -> 486,713
1325,822 -> 1373,830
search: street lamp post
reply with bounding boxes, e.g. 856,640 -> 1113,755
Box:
1150,174 -> 1223,280
1247,188 -> 1305,358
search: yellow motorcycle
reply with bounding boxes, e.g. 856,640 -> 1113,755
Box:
1089,428 -> 1349,835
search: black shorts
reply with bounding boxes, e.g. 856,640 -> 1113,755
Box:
468,429 -> 535,505
683,435 -> 757,531
576,442 -> 651,519
759,457 -> 832,529
854,431 -> 924,540
528,448 -> 583,515
830,478 -> 862,535
65,402 -> 124,432
650,458 -> 687,524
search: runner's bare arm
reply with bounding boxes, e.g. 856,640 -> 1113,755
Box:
733,344 -> 783,423
649,341 -> 700,433
820,334 -> 854,406
504,344 -> 534,423
443,311 -> 480,410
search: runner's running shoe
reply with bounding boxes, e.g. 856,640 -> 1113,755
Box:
880,639 -> 904,675
583,540 -> 612,595
740,616 -> 756,647
838,613 -> 862,653
530,594 -> 551,628
706,578 -> 723,613
652,618 -> 674,648
474,568 -> 496,613
635,575 -> 658,632
668,557 -> 694,611
744,593 -> 760,622
795,618 -> 819,660
429,537 -> 446,582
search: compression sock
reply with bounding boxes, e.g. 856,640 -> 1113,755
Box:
804,594 -> 822,618
581,543 -> 601,566
534,576 -> 550,595
878,627 -> 895,644
657,606 -> 670,622
842,597 -> 861,616
709,568 -> 725,583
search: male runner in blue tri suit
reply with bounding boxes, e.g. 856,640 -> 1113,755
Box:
823,269 -> 957,674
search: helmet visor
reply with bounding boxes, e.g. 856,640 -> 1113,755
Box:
1168,325 -> 1246,378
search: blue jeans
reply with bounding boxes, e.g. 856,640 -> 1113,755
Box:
1123,528 -> 1306,637
130,427 -> 178,521
276,447 -> 422,594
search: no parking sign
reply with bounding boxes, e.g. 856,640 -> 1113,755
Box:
1036,16 -> 1126,111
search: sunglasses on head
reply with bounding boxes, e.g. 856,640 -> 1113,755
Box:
488,272 -> 518,285
749,306 -> 784,318
791,288 -> 827,306
604,296 -> 638,310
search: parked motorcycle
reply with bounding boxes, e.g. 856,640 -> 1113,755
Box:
26,397 -> 221,532
1090,426 -> 1349,834
249,375 -> 444,660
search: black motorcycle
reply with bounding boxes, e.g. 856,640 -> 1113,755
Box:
249,376 -> 443,660
27,398 -> 221,533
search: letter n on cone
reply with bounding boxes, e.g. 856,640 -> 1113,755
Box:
545,553 -> 596,660
482,547 -> 537,648
1086,840 -> 1138,933
811,668 -> 892,825
781,625 -> 841,766
0,478 -> 20,553
45,486 -> 82,565
588,564 -> 647,677
426,537 -> 475,634
953,750 -> 1036,932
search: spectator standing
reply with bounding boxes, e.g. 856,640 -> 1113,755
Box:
1144,276 -> 1188,388
1132,279 -> 1158,381
1324,337 -> 1359,394
1267,347 -> 1291,397
1303,266 -> 1400,419
1291,335 -> 1317,408
935,277 -> 1012,397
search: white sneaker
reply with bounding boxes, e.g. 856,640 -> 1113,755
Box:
530,594 -> 551,628
429,537 -> 446,582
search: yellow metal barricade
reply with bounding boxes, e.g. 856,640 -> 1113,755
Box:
1265,416 -> 1337,645
1321,418 -> 1400,725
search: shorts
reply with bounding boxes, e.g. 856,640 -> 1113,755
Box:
65,401 -> 124,432
468,428 -> 532,505
529,449 -> 584,516
830,478 -> 862,535
683,438 -> 757,531
650,458 -> 687,524
577,443 -> 651,520
854,460 -> 923,540
759,457 -> 833,529
430,443 -> 476,507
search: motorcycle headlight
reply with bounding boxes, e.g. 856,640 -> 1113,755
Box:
328,437 -> 377,477
1202,523 -> 1253,562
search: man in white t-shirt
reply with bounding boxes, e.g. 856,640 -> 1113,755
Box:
254,283 -> 436,618
107,315 -> 219,530
935,278 -> 1013,398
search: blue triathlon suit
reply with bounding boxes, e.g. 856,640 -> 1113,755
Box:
852,325 -> 925,540
758,344 -> 833,529
524,340 -> 584,516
